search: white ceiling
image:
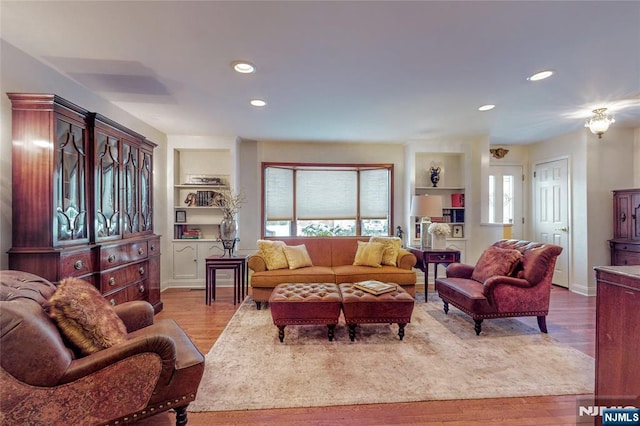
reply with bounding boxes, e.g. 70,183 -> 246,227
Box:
2,1 -> 639,145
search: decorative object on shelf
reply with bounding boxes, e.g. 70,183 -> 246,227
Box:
490,147 -> 510,159
429,166 -> 441,187
585,107 -> 615,139
452,224 -> 464,238
428,222 -> 451,249
395,225 -> 404,244
410,195 -> 443,249
175,210 -> 187,223
185,174 -> 223,185
184,192 -> 198,206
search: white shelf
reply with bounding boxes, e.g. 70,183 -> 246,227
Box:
415,186 -> 464,191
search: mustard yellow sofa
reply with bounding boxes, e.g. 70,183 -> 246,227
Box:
248,237 -> 417,309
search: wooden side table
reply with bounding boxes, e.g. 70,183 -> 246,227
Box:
205,255 -> 248,305
407,246 -> 461,299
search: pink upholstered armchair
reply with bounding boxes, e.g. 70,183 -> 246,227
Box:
434,239 -> 563,335
0,270 -> 205,426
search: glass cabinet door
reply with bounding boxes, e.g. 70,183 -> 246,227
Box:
122,142 -> 140,235
55,117 -> 88,244
95,132 -> 121,239
141,149 -> 153,232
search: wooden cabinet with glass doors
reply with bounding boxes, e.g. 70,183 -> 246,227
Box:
8,93 -> 161,312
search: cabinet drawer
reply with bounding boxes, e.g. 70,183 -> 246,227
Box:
100,241 -> 148,269
611,242 -> 640,253
100,261 -> 148,293
104,281 -> 148,307
60,250 -> 95,278
613,251 -> 640,266
148,236 -> 161,257
425,253 -> 458,263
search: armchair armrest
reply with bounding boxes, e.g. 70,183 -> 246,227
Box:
445,263 -> 474,279
397,249 -> 417,269
60,334 -> 177,385
482,275 -> 532,298
114,301 -> 155,332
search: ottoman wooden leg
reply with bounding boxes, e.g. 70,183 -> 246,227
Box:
474,319 -> 483,336
327,324 -> 336,341
348,324 -> 357,341
397,323 -> 406,340
443,301 -> 449,314
277,325 -> 286,342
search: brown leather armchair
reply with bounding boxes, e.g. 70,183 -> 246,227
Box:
0,270 -> 205,425
434,239 -> 563,335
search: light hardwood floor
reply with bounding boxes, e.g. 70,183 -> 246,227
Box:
139,284 -> 596,426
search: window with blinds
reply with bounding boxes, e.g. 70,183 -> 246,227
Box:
262,163 -> 393,237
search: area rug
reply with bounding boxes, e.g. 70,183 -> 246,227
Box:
189,294 -> 594,412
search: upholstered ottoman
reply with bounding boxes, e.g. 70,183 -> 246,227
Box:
269,283 -> 342,342
339,283 -> 414,341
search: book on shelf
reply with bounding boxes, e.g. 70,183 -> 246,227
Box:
353,280 -> 398,295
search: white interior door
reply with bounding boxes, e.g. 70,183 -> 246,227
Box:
533,159 -> 569,288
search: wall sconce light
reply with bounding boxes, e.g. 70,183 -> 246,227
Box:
490,148 -> 509,159
585,107 -> 615,139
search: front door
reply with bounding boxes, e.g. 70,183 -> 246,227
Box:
533,158 -> 570,288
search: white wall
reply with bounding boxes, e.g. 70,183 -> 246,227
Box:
0,40 -> 167,270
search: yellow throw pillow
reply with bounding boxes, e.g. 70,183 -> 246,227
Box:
353,241 -> 385,268
369,236 -> 402,266
257,239 -> 289,270
283,244 -> 313,270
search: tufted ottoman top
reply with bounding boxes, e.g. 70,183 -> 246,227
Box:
269,283 -> 341,303
339,282 -> 414,324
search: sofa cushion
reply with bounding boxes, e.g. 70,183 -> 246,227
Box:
353,241 -> 384,267
48,277 -> 127,356
257,239 -> 289,270
369,236 -> 402,266
283,244 -> 314,269
471,246 -> 523,283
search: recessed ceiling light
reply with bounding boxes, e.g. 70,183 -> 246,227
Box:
250,99 -> 266,107
527,70 -> 554,81
478,104 -> 495,111
232,61 -> 256,74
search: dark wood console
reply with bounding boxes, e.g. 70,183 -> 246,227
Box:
610,189 -> 640,266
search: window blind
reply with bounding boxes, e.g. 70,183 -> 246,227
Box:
296,170 -> 357,220
360,168 -> 389,219
265,167 -> 293,220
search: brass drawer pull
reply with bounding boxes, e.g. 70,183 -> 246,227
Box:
109,277 -> 116,286
139,266 -> 145,275
74,260 -> 84,270
139,285 -> 145,293
110,299 -> 116,307
138,247 -> 145,255
150,244 -> 156,251
108,254 -> 116,263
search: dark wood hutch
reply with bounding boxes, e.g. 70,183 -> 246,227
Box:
610,188 -> 640,266
8,93 -> 162,312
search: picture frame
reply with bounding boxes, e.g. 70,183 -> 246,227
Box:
452,224 -> 464,238
175,210 -> 187,223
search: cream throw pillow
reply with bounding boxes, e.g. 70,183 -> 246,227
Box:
353,241 -> 385,268
369,236 -> 402,266
257,240 -> 289,270
283,244 -> 313,269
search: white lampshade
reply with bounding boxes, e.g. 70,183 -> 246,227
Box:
410,195 -> 443,219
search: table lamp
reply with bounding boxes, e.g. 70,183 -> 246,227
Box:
410,195 -> 443,249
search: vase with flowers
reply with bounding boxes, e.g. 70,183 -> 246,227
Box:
428,222 -> 451,249
210,188 -> 245,255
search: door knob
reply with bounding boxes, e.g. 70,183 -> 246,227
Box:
557,226 -> 569,232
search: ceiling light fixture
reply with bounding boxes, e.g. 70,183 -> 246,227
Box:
250,99 -> 266,107
478,104 -> 495,111
232,61 -> 256,74
527,70 -> 554,81
585,107 -> 615,139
